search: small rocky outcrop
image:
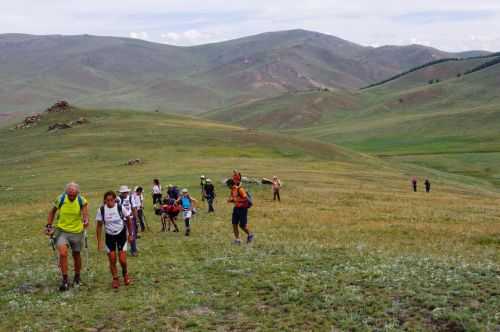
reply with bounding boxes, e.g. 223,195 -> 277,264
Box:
127,159 -> 142,166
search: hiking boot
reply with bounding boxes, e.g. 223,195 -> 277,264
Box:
185,228 -> 190,236
247,234 -> 254,244
73,274 -> 81,287
131,252 -> 138,257
59,281 -> 70,292
112,278 -> 120,289
233,239 -> 242,245
123,274 -> 131,286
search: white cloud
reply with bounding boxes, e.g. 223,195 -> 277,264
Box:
129,31 -> 149,40
160,29 -> 218,45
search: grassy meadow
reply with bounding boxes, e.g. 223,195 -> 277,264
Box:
0,107 -> 499,331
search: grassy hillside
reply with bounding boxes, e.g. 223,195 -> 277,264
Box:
1,107 -> 499,330
0,30 -> 473,115
205,59 -> 500,189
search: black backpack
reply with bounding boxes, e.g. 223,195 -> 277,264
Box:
100,203 -> 125,222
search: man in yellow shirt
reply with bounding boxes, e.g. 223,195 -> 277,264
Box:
46,182 -> 89,291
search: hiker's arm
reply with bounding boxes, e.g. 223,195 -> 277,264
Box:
46,207 -> 57,235
132,207 -> 138,221
126,217 -> 133,243
47,207 -> 57,225
96,221 -> 103,251
192,198 -> 198,208
81,204 -> 89,228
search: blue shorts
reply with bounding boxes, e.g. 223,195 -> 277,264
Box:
232,207 -> 248,227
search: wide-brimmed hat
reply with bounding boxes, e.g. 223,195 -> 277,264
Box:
182,188 -> 189,194
206,179 -> 212,183
119,185 -> 131,193
200,175 -> 206,179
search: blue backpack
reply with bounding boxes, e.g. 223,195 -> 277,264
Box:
181,196 -> 192,209
58,193 -> 84,210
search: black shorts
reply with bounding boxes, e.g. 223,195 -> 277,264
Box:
105,228 -> 127,253
232,207 -> 248,227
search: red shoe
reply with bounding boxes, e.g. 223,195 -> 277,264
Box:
123,274 -> 132,286
112,278 -> 120,289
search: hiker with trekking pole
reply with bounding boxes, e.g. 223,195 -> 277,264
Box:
117,186 -> 140,256
204,178 -> 216,213
96,191 -> 133,289
45,182 -> 89,291
228,177 -> 254,245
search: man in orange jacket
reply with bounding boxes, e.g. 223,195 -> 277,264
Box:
228,180 -> 254,245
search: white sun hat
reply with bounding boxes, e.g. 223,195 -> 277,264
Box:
119,185 -> 131,193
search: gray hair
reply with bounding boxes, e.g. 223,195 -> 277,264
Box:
65,182 -> 80,193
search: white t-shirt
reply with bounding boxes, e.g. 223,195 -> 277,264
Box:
96,204 -> 131,235
117,195 -> 139,216
132,192 -> 143,209
152,185 -> 162,194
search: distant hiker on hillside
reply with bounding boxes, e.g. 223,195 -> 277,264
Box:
118,186 -> 139,256
152,179 -> 162,205
425,179 -> 431,193
45,182 -> 89,291
200,175 -> 207,201
96,191 -> 133,289
177,189 -> 197,236
228,179 -> 254,245
204,179 -> 216,213
133,186 -> 146,232
272,176 -> 281,202
232,169 -> 242,186
412,177 -> 418,192
160,198 -> 180,232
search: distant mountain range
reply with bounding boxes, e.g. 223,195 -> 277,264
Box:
0,29 -> 491,114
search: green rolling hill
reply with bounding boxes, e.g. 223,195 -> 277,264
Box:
205,55 -> 500,188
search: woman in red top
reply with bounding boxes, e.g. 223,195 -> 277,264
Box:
228,182 -> 254,245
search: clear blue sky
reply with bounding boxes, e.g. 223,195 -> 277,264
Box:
1,0 -> 499,51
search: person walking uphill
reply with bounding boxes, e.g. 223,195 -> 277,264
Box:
177,189 -> 197,236
228,180 -> 254,245
412,177 -> 418,192
200,176 -> 207,202
96,191 -> 133,289
118,186 -> 139,256
272,176 -> 281,202
45,182 -> 89,291
204,179 -> 216,213
425,179 -> 431,193
152,179 -> 162,205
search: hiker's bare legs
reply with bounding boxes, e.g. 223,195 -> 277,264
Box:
108,251 -> 118,278
233,224 -> 240,239
58,245 -> 68,275
240,225 -> 250,236
118,251 -> 127,275
72,252 -> 81,275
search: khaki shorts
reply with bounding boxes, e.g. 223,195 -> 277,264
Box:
55,229 -> 84,252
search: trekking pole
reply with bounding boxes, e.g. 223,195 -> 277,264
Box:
143,211 -> 151,232
84,230 -> 90,274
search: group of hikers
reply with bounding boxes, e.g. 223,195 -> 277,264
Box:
411,177 -> 432,193
44,170 -> 267,291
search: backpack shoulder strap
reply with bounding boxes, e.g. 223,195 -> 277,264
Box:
77,195 -> 83,210
117,204 -> 124,219
100,205 -> 105,222
58,193 -> 67,209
